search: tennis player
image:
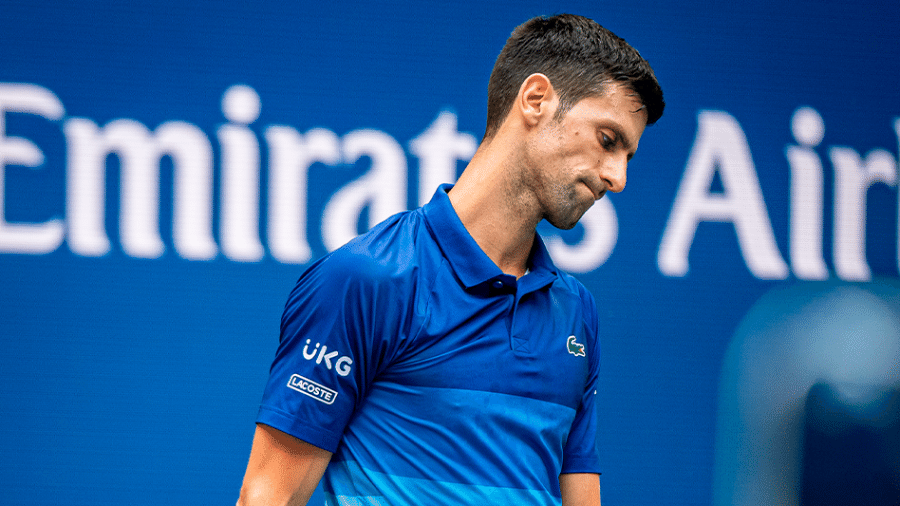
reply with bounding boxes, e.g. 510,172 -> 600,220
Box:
238,13 -> 664,505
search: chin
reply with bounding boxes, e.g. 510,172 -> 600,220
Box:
544,192 -> 592,230
546,210 -> 586,231
552,219 -> 580,231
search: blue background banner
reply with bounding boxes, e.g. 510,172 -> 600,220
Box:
1,1 -> 898,505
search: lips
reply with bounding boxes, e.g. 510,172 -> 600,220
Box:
582,180 -> 606,200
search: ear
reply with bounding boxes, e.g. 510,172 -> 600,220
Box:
517,73 -> 556,128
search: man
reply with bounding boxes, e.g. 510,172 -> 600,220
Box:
238,13 -> 664,506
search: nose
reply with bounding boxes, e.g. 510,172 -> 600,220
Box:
602,157 -> 627,193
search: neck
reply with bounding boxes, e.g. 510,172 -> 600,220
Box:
448,142 -> 542,278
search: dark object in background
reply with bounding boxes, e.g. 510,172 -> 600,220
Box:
801,382 -> 900,506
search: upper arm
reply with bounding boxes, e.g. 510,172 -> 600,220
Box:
237,423 -> 333,506
560,473 -> 601,506
258,246 -> 409,452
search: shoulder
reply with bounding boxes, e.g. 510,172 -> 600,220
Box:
552,271 -> 599,325
551,272 -> 602,371
279,208 -> 433,360
331,208 -> 426,279
292,208 -> 428,299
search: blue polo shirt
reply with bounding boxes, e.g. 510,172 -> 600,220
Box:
257,184 -> 601,505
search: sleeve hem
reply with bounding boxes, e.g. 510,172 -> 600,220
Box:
256,405 -> 343,453
560,455 -> 602,475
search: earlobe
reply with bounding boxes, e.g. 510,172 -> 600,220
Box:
518,73 -> 555,127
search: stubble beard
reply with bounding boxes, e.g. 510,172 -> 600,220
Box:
522,121 -> 593,231
542,180 -> 593,230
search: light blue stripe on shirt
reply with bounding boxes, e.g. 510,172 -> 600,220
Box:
325,459 -> 561,506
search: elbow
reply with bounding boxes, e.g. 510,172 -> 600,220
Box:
235,484 -> 252,506
237,478 -> 300,506
236,479 -> 274,506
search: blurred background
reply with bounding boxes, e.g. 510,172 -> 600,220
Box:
0,1 -> 898,505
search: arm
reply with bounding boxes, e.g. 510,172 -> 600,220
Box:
560,473 -> 601,506
237,423 -> 333,506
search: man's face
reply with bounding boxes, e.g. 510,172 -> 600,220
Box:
525,82 -> 648,230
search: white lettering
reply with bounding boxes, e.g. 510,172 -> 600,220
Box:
266,126 -> 340,264
302,340 -> 319,360
301,340 -> 353,376
786,106 -> 829,280
829,145 -> 897,281
335,356 -> 353,377
3,82 -> 897,281
322,129 -> 407,251
316,345 -> 339,369
409,111 -> 477,206
0,83 -> 65,254
218,85 -> 264,262
287,374 -> 337,404
169,124 -> 217,260
64,118 -> 216,259
658,110 -> 789,279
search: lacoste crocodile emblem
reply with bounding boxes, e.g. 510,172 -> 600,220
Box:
567,335 -> 585,357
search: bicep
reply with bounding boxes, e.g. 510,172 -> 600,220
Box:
237,423 -> 333,506
560,472 -> 601,506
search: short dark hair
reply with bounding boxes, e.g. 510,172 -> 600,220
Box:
483,14 -> 665,140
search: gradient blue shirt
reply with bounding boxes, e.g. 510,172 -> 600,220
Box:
258,184 -> 601,505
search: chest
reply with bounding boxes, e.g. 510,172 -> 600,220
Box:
380,269 -> 592,410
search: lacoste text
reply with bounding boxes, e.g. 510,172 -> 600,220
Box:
287,374 -> 337,405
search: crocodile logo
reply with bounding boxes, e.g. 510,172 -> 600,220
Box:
567,335 -> 585,357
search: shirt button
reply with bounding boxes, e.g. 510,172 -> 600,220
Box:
492,280 -> 504,289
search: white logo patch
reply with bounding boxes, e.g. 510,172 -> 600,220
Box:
287,374 -> 338,405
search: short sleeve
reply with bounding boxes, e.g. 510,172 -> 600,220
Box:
560,287 -> 602,474
256,246 -> 403,452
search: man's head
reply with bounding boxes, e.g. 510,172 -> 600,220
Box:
483,14 -> 664,142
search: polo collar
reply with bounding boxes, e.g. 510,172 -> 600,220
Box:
423,184 -> 558,291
